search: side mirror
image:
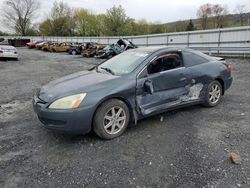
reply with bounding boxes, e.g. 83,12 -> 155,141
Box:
144,80 -> 154,94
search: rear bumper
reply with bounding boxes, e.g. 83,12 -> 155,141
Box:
0,53 -> 18,58
224,76 -> 233,91
32,96 -> 95,135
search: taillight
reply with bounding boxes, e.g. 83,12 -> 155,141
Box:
226,64 -> 232,73
223,63 -> 232,73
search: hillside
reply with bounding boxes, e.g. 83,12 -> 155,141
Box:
162,12 -> 250,31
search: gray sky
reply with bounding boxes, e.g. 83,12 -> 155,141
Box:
39,0 -> 250,22
0,0 -> 250,32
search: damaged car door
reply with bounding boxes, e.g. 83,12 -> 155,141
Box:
136,51 -> 192,116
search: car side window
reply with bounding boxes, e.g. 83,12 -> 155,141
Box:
147,52 -> 183,75
182,51 -> 209,67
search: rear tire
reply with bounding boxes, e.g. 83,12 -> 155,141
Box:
72,50 -> 77,55
204,80 -> 222,107
93,99 -> 130,139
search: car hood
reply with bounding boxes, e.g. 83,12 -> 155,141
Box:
39,71 -> 118,102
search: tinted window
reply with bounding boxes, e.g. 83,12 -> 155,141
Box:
147,52 -> 182,74
182,51 -> 209,67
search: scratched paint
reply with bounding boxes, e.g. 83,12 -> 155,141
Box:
180,83 -> 203,102
136,83 -> 204,116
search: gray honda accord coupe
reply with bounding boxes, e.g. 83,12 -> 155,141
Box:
33,47 -> 232,139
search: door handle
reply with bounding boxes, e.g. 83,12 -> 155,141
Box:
144,79 -> 154,94
179,77 -> 187,82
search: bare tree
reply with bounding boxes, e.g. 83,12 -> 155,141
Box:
197,4 -> 213,30
234,5 -> 246,26
212,4 -> 228,28
2,0 -> 40,36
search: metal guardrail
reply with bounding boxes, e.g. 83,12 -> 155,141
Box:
192,47 -> 250,51
190,47 -> 250,57
1,26 -> 250,56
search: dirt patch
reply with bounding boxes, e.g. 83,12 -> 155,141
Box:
0,100 -> 30,123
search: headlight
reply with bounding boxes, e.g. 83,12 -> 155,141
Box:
49,93 -> 86,109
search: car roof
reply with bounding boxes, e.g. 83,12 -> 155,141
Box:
128,46 -> 215,62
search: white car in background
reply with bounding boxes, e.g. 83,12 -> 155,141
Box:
0,45 -> 18,60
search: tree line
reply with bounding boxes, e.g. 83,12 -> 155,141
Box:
1,0 -> 249,36
38,2 -> 169,36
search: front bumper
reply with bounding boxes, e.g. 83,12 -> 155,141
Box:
32,95 -> 95,134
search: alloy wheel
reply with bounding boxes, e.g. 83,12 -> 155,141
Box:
209,83 -> 221,104
103,106 -> 126,135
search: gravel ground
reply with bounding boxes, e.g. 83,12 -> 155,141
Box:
0,48 -> 249,188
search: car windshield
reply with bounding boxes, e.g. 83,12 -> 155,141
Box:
97,51 -> 148,75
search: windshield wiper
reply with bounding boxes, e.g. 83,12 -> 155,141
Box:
100,67 -> 115,75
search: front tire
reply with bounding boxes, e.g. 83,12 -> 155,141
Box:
204,80 -> 222,107
93,99 -> 130,139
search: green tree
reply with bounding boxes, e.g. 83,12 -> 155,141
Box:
105,5 -> 128,36
26,27 -> 39,36
96,14 -> 108,36
134,19 -> 150,35
149,23 -> 166,34
39,19 -> 53,35
74,9 -> 99,36
0,31 -> 10,36
186,19 -> 195,31
39,1 -> 75,36
118,18 -> 135,36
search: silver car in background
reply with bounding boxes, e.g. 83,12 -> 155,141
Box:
0,45 -> 18,60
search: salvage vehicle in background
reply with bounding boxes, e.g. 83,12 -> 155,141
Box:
96,44 -> 124,59
96,39 -> 137,59
26,40 -> 43,49
0,45 -> 18,60
33,47 -> 232,139
41,42 -> 52,51
36,41 -> 47,50
47,42 -> 58,52
50,42 -> 72,52
82,43 -> 106,57
117,38 -> 137,49
68,44 -> 84,55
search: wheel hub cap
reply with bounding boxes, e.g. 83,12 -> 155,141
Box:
103,106 -> 126,135
209,84 -> 221,104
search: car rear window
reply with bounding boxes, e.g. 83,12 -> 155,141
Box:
182,50 -> 210,67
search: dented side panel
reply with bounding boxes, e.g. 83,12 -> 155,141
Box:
136,67 -> 198,116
